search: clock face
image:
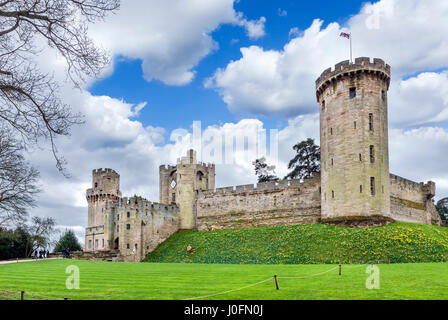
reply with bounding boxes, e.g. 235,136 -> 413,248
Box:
170,180 -> 177,189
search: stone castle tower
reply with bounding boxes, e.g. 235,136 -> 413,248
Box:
159,149 -> 215,229
316,57 -> 391,222
85,168 -> 121,251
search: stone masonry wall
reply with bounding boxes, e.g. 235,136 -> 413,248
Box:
389,174 -> 441,225
196,175 -> 321,231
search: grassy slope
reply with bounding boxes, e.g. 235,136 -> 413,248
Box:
145,222 -> 448,264
1,259 -> 448,300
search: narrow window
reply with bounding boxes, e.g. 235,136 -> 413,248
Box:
382,90 -> 386,101
370,177 -> 375,196
117,225 -> 119,232
360,185 -> 363,193
94,182 -> 98,188
322,100 -> 326,111
331,158 -> 334,166
126,224 -> 130,230
369,113 -> 373,131
102,239 -> 104,247
332,190 -> 335,199
330,128 -> 333,135
127,212 -> 130,218
126,244 -> 130,249
172,193 -> 176,203
95,239 -> 98,248
359,153 -> 362,162
370,145 -> 375,163
135,244 -> 138,249
350,87 -> 356,98
117,214 -> 119,221
354,121 -> 357,129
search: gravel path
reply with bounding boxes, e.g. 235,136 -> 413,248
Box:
0,258 -> 60,265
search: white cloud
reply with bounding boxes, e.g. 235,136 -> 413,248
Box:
89,0 -> 266,85
389,127 -> 448,200
389,71 -> 448,127
235,14 -> 266,40
206,0 -> 448,117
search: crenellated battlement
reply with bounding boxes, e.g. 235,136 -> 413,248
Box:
196,162 -> 215,170
198,174 -> 320,197
159,164 -> 177,172
86,189 -> 120,201
315,57 -> 391,101
114,196 -> 178,213
92,168 -> 119,175
390,174 -> 435,199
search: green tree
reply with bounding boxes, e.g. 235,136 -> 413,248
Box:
252,157 -> 279,183
285,138 -> 320,180
436,197 -> 448,223
54,229 -> 81,253
0,226 -> 32,260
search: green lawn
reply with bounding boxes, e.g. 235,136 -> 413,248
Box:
145,223 -> 448,264
1,259 -> 447,300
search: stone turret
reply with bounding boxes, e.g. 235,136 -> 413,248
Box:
85,168 -> 121,251
316,57 -> 391,223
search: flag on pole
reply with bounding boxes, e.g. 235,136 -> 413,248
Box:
340,32 -> 353,62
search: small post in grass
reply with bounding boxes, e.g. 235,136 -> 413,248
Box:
274,275 -> 279,290
21,291 -> 25,300
339,264 -> 342,275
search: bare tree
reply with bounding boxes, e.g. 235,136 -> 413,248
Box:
0,0 -> 120,174
24,216 -> 56,256
0,126 -> 40,227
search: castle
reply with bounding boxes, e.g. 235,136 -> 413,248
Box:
84,58 -> 442,262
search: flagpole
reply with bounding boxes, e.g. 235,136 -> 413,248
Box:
350,33 -> 353,63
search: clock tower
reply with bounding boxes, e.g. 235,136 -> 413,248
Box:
159,149 -> 215,229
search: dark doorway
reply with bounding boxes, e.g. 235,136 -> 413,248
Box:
114,238 -> 119,250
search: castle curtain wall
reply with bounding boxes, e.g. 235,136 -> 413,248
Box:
196,175 -> 321,231
389,174 -> 441,225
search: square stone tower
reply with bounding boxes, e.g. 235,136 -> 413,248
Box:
159,149 -> 215,229
316,57 -> 391,223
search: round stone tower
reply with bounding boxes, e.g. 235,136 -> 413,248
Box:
86,168 -> 121,228
316,57 -> 391,223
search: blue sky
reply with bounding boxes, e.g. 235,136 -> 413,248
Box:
88,0 -> 368,135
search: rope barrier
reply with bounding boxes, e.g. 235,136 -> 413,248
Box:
183,277 -> 273,300
277,265 -> 340,279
